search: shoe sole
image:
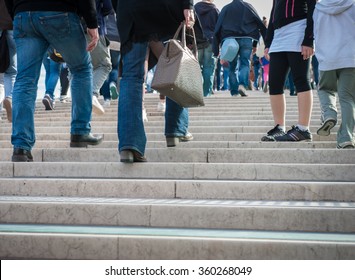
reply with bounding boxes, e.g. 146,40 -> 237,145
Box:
42,98 -> 54,110
110,86 -> 118,100
317,119 -> 336,136
3,98 -> 12,122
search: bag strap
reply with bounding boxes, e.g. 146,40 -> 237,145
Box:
171,21 -> 198,58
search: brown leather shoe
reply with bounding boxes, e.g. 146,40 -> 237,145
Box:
120,150 -> 147,163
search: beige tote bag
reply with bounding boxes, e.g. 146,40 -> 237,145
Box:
152,22 -> 204,108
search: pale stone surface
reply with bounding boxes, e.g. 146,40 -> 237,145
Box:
0,163 -> 12,177
0,233 -> 118,259
0,178 -> 176,198
118,236 -> 355,260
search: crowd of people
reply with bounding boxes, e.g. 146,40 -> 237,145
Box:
0,0 -> 354,163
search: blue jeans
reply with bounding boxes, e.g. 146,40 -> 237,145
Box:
11,12 -> 93,151
101,49 -> 120,100
42,54 -> 61,100
229,38 -> 253,95
198,44 -> 217,97
118,41 -> 189,156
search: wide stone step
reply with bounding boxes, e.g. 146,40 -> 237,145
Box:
1,162 -> 354,181
0,140 -> 340,149
0,125 -> 339,134
0,132 -> 337,142
1,148 -> 353,164
1,196 -> 354,232
1,224 -> 354,259
0,178 -> 354,202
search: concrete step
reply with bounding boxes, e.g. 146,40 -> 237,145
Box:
0,178 -> 354,202
0,125 -> 339,134
1,162 -> 354,181
1,148 -> 354,164
0,132 -> 337,142
1,224 -> 354,259
0,140 -> 339,149
1,196 -> 354,232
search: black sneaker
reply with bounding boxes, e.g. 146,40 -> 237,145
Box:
42,94 -> 54,110
317,118 -> 337,136
12,148 -> 33,162
261,124 -> 286,141
275,125 -> 312,142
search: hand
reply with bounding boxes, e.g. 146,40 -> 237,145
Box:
86,28 -> 99,52
264,48 -> 270,61
184,9 -> 195,29
301,45 -> 314,60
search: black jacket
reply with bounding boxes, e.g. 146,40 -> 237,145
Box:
265,0 -> 316,48
0,0 -> 12,30
4,0 -> 98,28
213,0 -> 266,56
194,1 -> 219,43
115,0 -> 193,54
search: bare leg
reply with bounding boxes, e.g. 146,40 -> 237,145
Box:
270,94 -> 286,126
297,90 -> 313,126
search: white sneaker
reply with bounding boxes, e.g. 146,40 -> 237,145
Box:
92,95 -> 105,115
157,101 -> 166,113
142,108 -> 148,122
103,99 -> 111,108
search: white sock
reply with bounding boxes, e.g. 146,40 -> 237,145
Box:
296,124 -> 309,131
279,125 -> 286,132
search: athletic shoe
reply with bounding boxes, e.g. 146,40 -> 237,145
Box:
92,95 -> 105,115
110,82 -> 119,100
275,125 -> 312,142
261,124 -> 286,141
157,101 -> 166,113
42,94 -> 54,110
317,118 -> 337,136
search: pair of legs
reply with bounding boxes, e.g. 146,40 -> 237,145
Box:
11,11 -> 100,153
118,41 -> 190,161
198,43 -> 217,97
0,29 -> 16,122
317,68 -> 355,148
229,38 -> 253,96
269,52 -> 313,129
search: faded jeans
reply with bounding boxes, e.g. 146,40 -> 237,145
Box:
11,12 -> 93,150
118,41 -> 189,156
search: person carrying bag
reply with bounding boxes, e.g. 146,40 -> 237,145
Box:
152,21 -> 204,108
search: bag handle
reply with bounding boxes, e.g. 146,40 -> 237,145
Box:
170,21 -> 198,58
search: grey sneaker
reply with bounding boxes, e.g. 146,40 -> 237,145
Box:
261,124 -> 286,142
336,142 -> 354,149
42,94 -> 54,110
275,125 -> 312,142
238,85 -> 248,97
317,118 -> 337,136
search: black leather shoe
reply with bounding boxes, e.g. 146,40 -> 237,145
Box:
120,150 -> 147,163
70,133 -> 104,147
12,148 -> 33,162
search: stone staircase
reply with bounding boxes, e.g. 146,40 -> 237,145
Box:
0,91 -> 354,259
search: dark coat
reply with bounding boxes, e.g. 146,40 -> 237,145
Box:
4,0 -> 98,28
0,0 -> 13,30
114,0 -> 193,53
213,0 -> 266,56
